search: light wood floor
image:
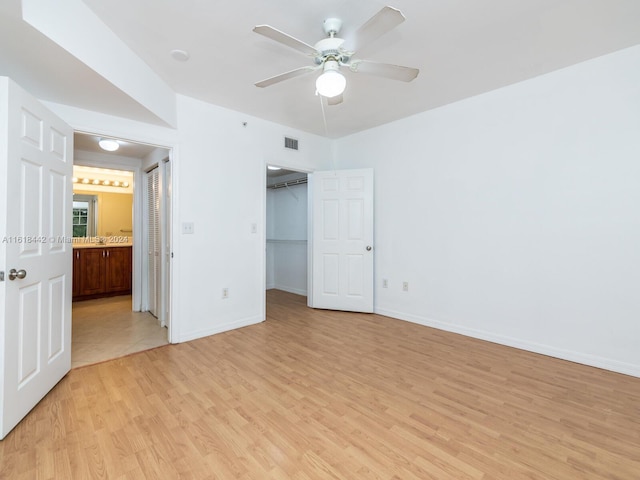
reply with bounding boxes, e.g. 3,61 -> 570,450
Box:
1,290 -> 639,479
72,295 -> 169,368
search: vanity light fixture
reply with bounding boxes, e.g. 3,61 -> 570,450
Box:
267,165 -> 281,171
73,177 -> 130,189
98,138 -> 120,152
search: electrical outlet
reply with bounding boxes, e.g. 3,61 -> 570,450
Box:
382,279 -> 388,288
402,281 -> 409,292
182,222 -> 194,234
222,288 -> 229,299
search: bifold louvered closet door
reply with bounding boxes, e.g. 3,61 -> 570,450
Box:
147,167 -> 160,317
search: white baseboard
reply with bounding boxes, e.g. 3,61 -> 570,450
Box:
175,314 -> 264,343
273,284 -> 307,296
376,307 -> 640,379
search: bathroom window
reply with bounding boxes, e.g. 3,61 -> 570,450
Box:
73,194 -> 97,237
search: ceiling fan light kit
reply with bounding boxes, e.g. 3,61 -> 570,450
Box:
316,60 -> 346,98
253,6 -> 419,105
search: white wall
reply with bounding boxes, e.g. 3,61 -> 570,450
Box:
266,182 -> 308,295
47,94 -> 332,343
335,45 -> 640,377
45,44 -> 640,377
175,97 -> 329,340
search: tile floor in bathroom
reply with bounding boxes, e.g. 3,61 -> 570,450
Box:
72,295 -> 169,368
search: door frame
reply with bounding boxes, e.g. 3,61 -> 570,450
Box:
72,129 -> 178,343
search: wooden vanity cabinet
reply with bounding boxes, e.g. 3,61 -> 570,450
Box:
105,247 -> 132,292
72,249 -> 81,298
72,246 -> 132,301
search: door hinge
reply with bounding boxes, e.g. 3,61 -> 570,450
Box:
0,271 -> 4,282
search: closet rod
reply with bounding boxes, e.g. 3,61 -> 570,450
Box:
267,177 -> 308,190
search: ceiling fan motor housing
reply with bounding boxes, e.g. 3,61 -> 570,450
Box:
314,37 -> 350,65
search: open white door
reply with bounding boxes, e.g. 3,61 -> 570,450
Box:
310,168 -> 374,313
0,77 -> 73,439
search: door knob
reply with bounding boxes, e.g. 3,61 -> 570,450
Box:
366,245 -> 372,251
8,269 -> 27,280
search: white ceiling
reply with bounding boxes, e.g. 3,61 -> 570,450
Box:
74,132 -> 306,184
74,132 -> 160,159
2,0 -> 640,138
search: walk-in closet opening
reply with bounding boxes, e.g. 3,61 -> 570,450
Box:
265,166 -> 309,301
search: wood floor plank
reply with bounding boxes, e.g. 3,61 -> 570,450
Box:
2,289 -> 640,479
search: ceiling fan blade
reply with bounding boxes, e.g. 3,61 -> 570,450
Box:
349,60 -> 419,82
327,93 -> 344,106
343,6 -> 406,52
255,66 -> 318,88
253,25 -> 318,56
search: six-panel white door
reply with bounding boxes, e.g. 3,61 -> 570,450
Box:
0,77 -> 73,439
310,168 -> 374,313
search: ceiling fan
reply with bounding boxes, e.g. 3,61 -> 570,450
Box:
253,6 -> 419,105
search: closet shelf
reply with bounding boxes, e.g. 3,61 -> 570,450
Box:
266,239 -> 307,244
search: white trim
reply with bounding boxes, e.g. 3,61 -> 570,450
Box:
270,286 -> 307,296
175,315 -> 263,344
307,174 -> 314,307
261,163 -> 267,322
376,307 -> 640,379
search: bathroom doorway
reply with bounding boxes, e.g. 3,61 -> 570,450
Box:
71,132 -> 172,367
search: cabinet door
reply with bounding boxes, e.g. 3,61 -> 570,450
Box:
79,248 -> 106,295
106,247 -> 132,293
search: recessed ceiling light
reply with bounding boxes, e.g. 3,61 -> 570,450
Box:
170,49 -> 190,62
98,138 -> 119,151
267,165 -> 281,171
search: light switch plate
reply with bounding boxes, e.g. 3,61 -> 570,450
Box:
182,222 -> 194,234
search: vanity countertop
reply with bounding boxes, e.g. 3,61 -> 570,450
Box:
73,242 -> 133,249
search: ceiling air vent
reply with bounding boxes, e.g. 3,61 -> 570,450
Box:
284,137 -> 299,151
